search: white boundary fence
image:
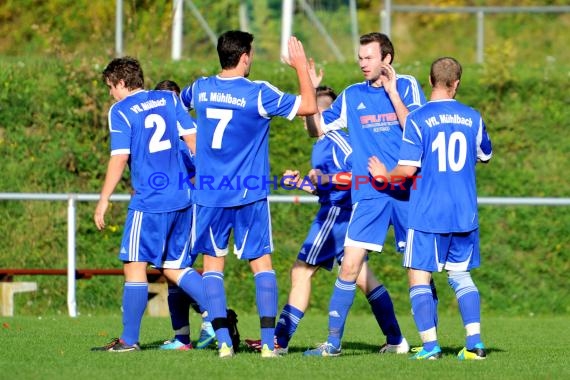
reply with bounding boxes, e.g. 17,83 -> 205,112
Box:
1,192 -> 569,317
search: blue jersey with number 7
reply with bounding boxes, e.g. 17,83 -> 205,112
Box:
181,76 -> 300,207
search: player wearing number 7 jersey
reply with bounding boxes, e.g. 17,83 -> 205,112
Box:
180,30 -> 316,358
368,57 -> 492,360
92,57 -> 207,353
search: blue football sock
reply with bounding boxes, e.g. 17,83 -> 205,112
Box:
367,285 -> 403,345
202,271 -> 232,348
448,271 -> 481,349
423,340 -> 439,352
167,285 -> 191,345
430,278 -> 439,328
255,270 -> 278,350
188,295 -> 202,315
121,282 -> 148,346
275,304 -> 304,348
327,278 -> 356,349
466,334 -> 482,350
177,268 -> 206,308
409,285 -> 438,349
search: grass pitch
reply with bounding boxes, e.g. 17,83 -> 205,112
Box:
1,314 -> 567,379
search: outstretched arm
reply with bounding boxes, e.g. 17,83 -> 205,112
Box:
285,36 -> 317,116
308,58 -> 323,88
303,58 -> 325,138
368,156 -> 417,183
283,169 -> 317,194
308,168 -> 352,186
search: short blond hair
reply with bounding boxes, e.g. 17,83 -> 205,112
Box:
430,57 -> 462,88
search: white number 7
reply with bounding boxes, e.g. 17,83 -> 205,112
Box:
207,108 -> 233,149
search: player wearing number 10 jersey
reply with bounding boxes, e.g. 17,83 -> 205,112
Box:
368,57 -> 492,360
180,31 -> 316,358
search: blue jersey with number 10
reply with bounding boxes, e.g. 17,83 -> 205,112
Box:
181,76 -> 300,207
399,99 -> 493,233
108,90 -> 196,212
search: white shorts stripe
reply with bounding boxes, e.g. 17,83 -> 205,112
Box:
266,199 -> 274,252
404,229 -> 414,267
307,206 -> 340,263
129,211 -> 143,262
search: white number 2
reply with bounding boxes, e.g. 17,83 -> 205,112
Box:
432,131 -> 467,172
145,114 -> 172,153
207,108 -> 233,149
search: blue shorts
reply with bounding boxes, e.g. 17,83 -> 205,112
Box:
119,207 -> 194,269
403,228 -> 481,272
191,199 -> 273,260
345,197 -> 408,253
298,204 -> 351,271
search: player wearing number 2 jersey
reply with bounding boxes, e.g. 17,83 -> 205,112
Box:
92,57 -> 207,353
368,57 -> 492,360
180,30 -> 316,358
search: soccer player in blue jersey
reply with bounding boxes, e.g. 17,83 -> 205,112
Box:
368,56 -> 492,360
180,30 -> 317,358
91,58 -> 206,352
151,79 -> 217,351
304,32 -> 426,357
247,66 -> 415,354
245,84 -> 353,354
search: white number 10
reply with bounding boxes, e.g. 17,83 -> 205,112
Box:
432,131 -> 467,172
207,108 -> 233,149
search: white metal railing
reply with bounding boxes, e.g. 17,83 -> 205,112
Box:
381,3 -> 570,64
1,192 -> 569,317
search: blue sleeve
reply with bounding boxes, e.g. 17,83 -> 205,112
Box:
477,117 -> 493,162
398,75 -> 426,112
334,145 -> 352,172
108,104 -> 132,155
258,81 -> 300,120
179,140 -> 195,172
180,84 -> 193,110
174,92 -> 196,136
321,91 -> 347,132
326,131 -> 352,172
398,116 -> 423,167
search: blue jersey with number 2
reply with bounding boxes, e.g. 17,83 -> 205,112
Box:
108,89 -> 196,212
